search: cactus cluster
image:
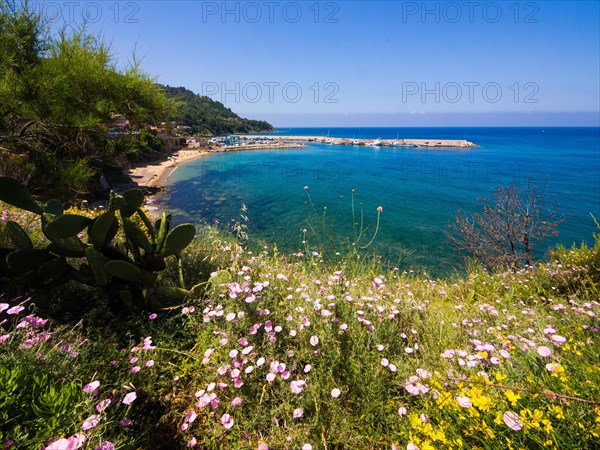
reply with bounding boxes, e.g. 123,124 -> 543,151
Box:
0,176 -> 198,312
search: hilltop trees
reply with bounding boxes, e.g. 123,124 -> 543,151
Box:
0,1 -> 171,196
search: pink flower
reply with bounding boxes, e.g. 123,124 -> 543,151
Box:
293,408 -> 304,418
148,313 -> 157,320
503,411 -> 523,431
266,373 -> 276,382
331,388 -> 341,398
122,391 -> 137,405
302,445 -> 313,450
185,410 -> 197,423
407,444 -> 419,450
381,358 -> 389,367
304,364 -> 312,373
231,397 -> 243,407
94,442 -> 115,450
0,303 -> 8,313
221,413 -> 234,429
398,406 -> 408,416
146,360 -> 155,367
456,396 -> 472,408
83,380 -> 100,393
551,335 -> 566,344
119,418 -> 132,427
187,437 -> 197,448
130,366 -> 141,373
96,399 -> 111,413
290,380 -> 306,394
82,415 -> 100,431
257,444 -> 269,450
6,305 -> 24,315
45,434 -> 86,450
310,335 -> 319,346
537,346 -> 552,357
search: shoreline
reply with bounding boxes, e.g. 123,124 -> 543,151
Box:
127,142 -> 306,191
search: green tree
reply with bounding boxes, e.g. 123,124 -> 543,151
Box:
0,1 -> 172,196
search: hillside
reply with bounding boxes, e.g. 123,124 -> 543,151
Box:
162,85 -> 275,135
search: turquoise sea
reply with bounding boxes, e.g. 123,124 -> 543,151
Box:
160,127 -> 600,275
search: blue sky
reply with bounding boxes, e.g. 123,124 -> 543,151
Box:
40,0 -> 600,126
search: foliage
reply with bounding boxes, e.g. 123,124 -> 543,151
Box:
0,217 -> 599,449
0,1 -> 173,196
448,184 -> 564,271
162,85 -> 274,135
0,176 -> 198,314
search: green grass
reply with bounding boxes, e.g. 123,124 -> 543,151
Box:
1,209 -> 599,449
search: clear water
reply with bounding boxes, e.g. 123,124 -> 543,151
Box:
160,127 -> 600,276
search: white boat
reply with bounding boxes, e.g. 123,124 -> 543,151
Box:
367,138 -> 382,147
352,139 -> 360,145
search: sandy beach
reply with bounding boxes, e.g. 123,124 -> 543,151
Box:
127,143 -> 306,191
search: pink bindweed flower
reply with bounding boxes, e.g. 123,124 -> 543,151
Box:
119,418 -> 132,427
381,358 -> 389,367
130,366 -> 141,373
146,360 -> 155,367
83,380 -> 100,394
48,434 -> 86,450
456,396 -> 472,408
503,411 -> 523,431
122,392 -> 137,405
551,335 -> 566,344
0,303 -> 8,313
266,373 -> 276,382
537,346 -> 552,357
290,380 -> 306,394
231,397 -> 243,407
221,413 -> 234,429
304,364 -> 312,373
293,408 -> 304,418
310,335 -> 319,346
95,442 -> 115,450
82,415 -> 100,431
407,444 -> 419,450
187,437 -> 197,448
398,406 -> 408,416
302,445 -> 313,450
331,388 -> 341,398
148,313 -> 157,320
96,399 -> 111,413
6,305 -> 24,315
185,410 -> 197,423
257,444 -> 269,450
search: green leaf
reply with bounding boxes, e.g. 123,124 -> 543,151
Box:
5,221 -> 33,250
44,214 -> 92,240
123,218 -> 153,253
161,224 -> 196,257
47,236 -> 87,257
0,177 -> 43,215
104,260 -> 155,284
7,249 -> 54,275
88,211 -> 117,248
38,257 -> 68,280
44,199 -> 64,216
155,212 -> 171,253
85,247 -> 108,286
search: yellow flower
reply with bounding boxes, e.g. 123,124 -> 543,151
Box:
505,390 -> 521,407
495,372 -> 508,383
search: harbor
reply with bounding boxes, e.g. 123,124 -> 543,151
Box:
238,135 -> 478,148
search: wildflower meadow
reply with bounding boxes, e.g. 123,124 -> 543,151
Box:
0,204 -> 599,449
